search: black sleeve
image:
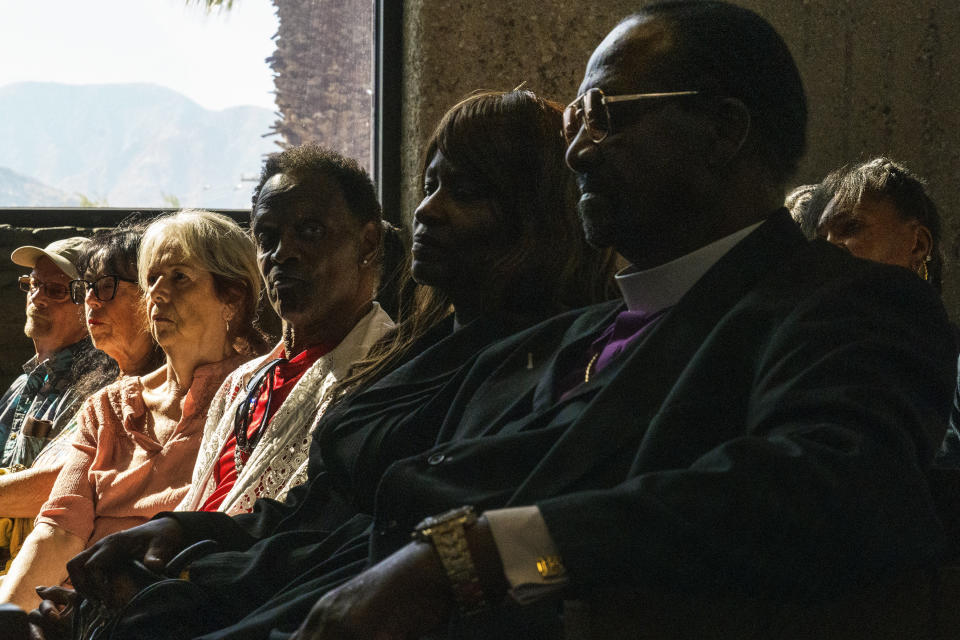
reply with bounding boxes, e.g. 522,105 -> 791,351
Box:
155,509 -> 258,552
538,268 -> 954,599
321,313 -> 545,514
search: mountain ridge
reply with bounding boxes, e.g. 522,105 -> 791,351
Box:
0,82 -> 279,208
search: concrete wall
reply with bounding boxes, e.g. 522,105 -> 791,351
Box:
400,0 -> 960,315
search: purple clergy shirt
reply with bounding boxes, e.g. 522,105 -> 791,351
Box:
556,308 -> 669,401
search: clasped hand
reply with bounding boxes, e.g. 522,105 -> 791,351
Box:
66,517 -> 187,610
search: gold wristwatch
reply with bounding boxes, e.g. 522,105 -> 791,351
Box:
412,505 -> 487,615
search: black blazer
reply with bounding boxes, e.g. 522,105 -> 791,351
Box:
371,210 -> 954,603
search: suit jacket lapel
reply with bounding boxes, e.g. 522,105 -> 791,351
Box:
509,210 -> 806,504
441,303 -> 621,441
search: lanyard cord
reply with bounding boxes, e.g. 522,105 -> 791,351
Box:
233,357 -> 285,470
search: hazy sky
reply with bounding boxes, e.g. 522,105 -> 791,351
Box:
0,0 -> 278,111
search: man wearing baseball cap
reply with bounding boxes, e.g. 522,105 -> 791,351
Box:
0,236 -> 91,469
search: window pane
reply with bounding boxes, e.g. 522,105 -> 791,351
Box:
0,0 -> 374,209
272,1 -> 374,171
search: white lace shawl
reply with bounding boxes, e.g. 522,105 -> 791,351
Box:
176,303 -> 394,515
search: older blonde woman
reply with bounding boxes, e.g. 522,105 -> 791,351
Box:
0,210 -> 265,610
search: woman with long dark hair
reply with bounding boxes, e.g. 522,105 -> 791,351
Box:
320,88 -> 617,508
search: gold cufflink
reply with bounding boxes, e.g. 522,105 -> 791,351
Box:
536,555 -> 566,578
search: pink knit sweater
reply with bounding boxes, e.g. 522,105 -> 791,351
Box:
36,354 -> 248,545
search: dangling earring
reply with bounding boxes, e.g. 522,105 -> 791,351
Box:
361,258 -> 369,265
226,318 -> 231,335
917,256 -> 930,281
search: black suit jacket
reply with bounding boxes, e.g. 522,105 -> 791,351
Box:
371,209 -> 954,603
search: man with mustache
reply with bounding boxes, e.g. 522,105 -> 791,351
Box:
0,237 -> 90,471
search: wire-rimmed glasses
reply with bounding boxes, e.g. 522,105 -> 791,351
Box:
562,87 -> 701,144
18,275 -> 71,302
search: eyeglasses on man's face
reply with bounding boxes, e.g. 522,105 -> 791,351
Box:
18,275 -> 71,302
69,275 -> 137,305
562,87 -> 701,144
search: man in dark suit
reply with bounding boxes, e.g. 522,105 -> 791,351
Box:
59,2 -> 954,639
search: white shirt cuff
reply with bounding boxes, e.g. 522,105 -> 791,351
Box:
485,505 -> 568,604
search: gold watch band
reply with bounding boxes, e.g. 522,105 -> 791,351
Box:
413,505 -> 487,615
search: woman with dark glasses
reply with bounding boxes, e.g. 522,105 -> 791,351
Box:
0,210 -> 263,610
0,224 -> 163,580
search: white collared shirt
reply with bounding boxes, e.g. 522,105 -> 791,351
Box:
616,221 -> 762,315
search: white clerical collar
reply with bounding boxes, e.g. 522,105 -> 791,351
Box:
616,221 -> 763,314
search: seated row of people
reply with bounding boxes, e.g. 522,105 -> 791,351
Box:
0,86 -> 616,621
1,2 -> 957,637
0,211 -> 261,604
0,231 -> 162,574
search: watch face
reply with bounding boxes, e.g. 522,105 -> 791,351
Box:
417,505 -> 477,532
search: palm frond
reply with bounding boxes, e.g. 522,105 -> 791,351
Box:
184,0 -> 236,11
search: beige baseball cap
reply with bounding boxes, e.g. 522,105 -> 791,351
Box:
11,236 -> 90,281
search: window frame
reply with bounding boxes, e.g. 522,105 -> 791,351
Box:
374,0 -> 403,226
0,1 -> 400,227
